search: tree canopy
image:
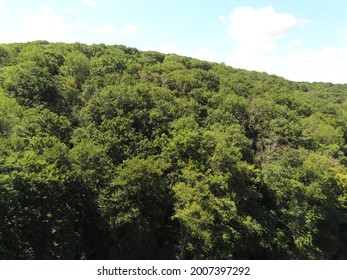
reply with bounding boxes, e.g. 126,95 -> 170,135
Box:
0,42 -> 346,259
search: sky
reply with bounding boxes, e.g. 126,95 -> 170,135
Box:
1,0 -> 347,83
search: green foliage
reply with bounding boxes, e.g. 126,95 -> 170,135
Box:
261,148 -> 347,258
300,114 -> 344,151
0,89 -> 22,136
1,61 -> 58,106
0,42 -> 347,260
0,44 -> 13,66
61,50 -> 90,90
99,156 -> 176,259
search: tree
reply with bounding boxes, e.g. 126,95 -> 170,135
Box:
61,50 -> 90,90
1,61 -> 58,107
0,44 -> 13,66
1,41 -> 347,260
99,156 -> 176,259
261,148 -> 347,259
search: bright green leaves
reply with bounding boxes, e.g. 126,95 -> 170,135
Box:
0,133 -> 76,259
171,162 -> 262,259
61,50 -> 90,90
69,139 -> 111,187
173,166 -> 215,257
16,44 -> 64,75
166,69 -> 219,97
90,47 -> 126,76
163,116 -> 203,167
0,44 -> 67,107
2,61 -> 57,107
99,156 -> 175,259
0,89 -> 22,136
0,44 -> 13,66
0,90 -> 77,259
300,114 -> 344,152
261,148 -> 347,258
161,115 -> 262,259
105,156 -> 168,226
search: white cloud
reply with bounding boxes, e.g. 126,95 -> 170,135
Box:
224,6 -> 307,72
221,6 -> 347,83
193,48 -> 220,62
41,6 -> 54,14
227,40 -> 347,83
82,0 -> 97,7
0,0 -> 5,8
219,15 -> 227,23
77,20 -> 87,28
158,42 -> 184,55
63,6 -> 73,13
121,24 -> 138,36
284,48 -> 347,83
336,26 -> 347,40
226,6 -> 306,49
227,44 -> 286,73
19,7 -> 74,42
291,38 -> 303,46
227,43 -> 347,83
93,25 -> 116,35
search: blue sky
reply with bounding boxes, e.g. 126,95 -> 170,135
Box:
1,0 -> 347,83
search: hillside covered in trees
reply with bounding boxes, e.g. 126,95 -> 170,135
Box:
0,41 -> 347,260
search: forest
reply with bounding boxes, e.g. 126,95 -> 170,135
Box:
0,41 -> 346,260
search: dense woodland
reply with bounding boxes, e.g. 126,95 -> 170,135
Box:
0,41 -> 346,260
